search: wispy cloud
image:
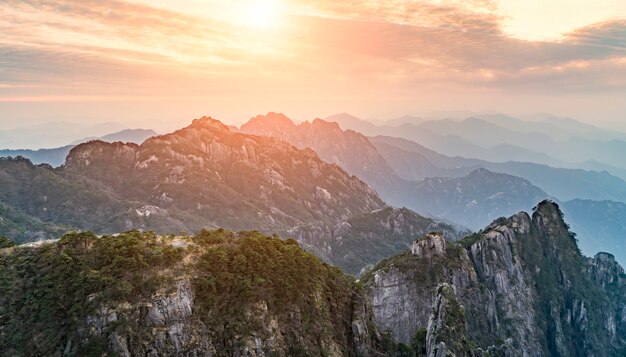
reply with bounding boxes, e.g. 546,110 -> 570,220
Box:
0,0 -> 625,101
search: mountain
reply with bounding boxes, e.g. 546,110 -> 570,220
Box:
0,229 -> 384,356
1,116 -> 469,274
526,113 -> 626,141
0,146 -> 73,167
408,168 -> 550,230
289,206 -> 468,275
336,113 -> 626,170
0,117 -> 383,238
240,112 -> 405,203
0,121 -> 126,150
71,128 -> 158,145
364,201 -> 626,356
371,135 -> 626,203
0,129 -> 158,167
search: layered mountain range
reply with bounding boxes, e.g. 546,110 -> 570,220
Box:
2,200 -> 624,356
237,112 -> 626,266
0,117 -> 460,274
0,128 -> 157,167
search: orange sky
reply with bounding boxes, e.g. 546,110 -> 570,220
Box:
1,0 -> 625,129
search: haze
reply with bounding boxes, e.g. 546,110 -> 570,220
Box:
1,0 -> 626,133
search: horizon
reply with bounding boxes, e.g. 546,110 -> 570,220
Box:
1,0 -> 626,131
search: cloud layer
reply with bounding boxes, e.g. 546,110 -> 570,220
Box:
0,0 -> 625,114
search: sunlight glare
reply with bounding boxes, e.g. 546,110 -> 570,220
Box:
244,0 -> 283,29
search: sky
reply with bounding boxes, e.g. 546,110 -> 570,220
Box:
1,0 -> 626,131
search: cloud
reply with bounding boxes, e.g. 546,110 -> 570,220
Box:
0,0 -> 625,100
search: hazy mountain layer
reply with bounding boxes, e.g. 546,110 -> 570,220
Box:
407,168 -> 550,230
0,129 -> 158,167
332,113 -> 626,172
372,135 -> 626,203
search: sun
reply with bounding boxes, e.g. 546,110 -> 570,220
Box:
244,0 -> 283,29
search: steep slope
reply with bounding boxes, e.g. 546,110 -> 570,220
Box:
0,156 -> 175,241
408,168 -> 550,230
288,206 -> 468,275
364,201 -> 626,356
0,229 -> 384,356
0,118 -> 416,272
63,117 -> 383,232
240,113 -> 405,203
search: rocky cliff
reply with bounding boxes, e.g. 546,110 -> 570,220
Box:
0,117 -> 384,242
290,207 -> 467,275
0,229 -> 385,356
240,113 -> 406,204
364,200 -> 626,356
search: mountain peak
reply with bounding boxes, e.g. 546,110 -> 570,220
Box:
189,116 -> 232,132
309,118 -> 342,131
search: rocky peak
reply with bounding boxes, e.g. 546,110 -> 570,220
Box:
240,112 -> 406,205
365,201 -> 626,356
411,232 -> 447,258
308,118 -> 342,132
588,252 -> 625,288
240,112 -> 297,137
189,116 -> 232,133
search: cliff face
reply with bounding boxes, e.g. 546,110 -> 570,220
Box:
364,200 -> 626,356
240,113 -> 406,204
0,230 -> 384,356
64,117 -> 384,232
0,117 -> 385,242
289,207 -> 467,275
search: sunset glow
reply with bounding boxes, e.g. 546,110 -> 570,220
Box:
1,0 -> 626,127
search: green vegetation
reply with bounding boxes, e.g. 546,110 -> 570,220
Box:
0,236 -> 15,248
0,228 -> 379,356
0,230 -> 184,356
191,229 -> 365,355
457,232 -> 482,249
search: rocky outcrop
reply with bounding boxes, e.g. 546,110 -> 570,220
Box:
240,112 -> 407,205
412,232 -> 446,258
0,230 -> 386,357
1,116 -> 385,242
289,207 -> 467,275
364,200 -> 626,356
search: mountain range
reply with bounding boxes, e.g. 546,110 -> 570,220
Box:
0,117 -> 461,274
3,201 -> 625,355
3,112 -> 626,268
330,113 -> 626,175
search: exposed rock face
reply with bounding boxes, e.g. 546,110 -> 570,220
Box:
364,200 -> 626,356
240,112 -> 407,204
289,207 -> 467,275
412,232 -> 446,258
0,230 -> 386,357
0,117 -> 384,242
425,284 -> 472,357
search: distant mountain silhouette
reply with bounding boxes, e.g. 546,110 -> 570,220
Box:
332,113 -> 626,170
0,128 -> 158,167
